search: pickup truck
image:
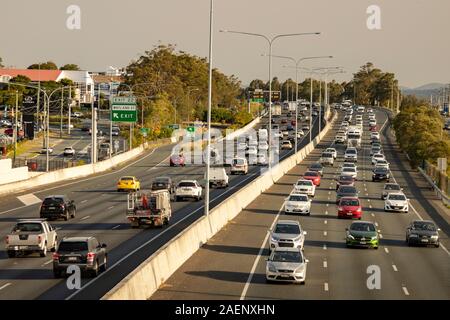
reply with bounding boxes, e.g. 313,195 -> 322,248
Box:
5,219 -> 58,258
207,167 -> 229,188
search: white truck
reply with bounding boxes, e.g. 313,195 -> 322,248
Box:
207,167 -> 229,188
271,104 -> 282,117
126,190 -> 171,228
347,126 -> 362,149
258,128 -> 268,141
5,219 -> 58,257
288,102 -> 297,112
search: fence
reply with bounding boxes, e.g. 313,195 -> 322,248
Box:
422,161 -> 450,197
12,157 -> 82,172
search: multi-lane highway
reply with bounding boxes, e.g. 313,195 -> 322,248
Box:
0,108 -> 324,300
151,107 -> 450,300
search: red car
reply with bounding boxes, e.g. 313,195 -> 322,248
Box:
281,119 -> 287,124
303,171 -> 321,186
369,125 -> 378,132
170,154 -> 185,167
337,197 -> 362,219
291,120 -> 296,126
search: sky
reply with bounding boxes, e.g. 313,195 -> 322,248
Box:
1,0 -> 449,88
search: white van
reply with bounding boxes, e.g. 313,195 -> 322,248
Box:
231,157 -> 248,175
258,129 -> 268,141
206,167 -> 229,188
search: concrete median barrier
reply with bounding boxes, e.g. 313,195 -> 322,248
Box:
102,113 -> 337,300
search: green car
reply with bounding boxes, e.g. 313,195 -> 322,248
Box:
346,221 -> 379,249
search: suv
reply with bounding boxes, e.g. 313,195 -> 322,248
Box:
53,237 -> 107,278
319,152 -> 334,166
40,195 -> 76,221
346,221 -> 379,249
175,180 -> 203,201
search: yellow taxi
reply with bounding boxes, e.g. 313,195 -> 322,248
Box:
117,176 -> 141,192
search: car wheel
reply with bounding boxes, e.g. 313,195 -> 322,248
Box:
91,260 -> 99,277
407,239 -> 412,246
71,209 -> 76,219
40,245 -> 47,257
175,196 -> 179,202
100,255 -> 107,272
53,270 -> 62,278
64,211 -> 69,221
434,243 -> 440,248
374,246 -> 378,250
7,251 -> 16,258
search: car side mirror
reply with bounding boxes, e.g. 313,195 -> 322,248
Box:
101,243 -> 107,248
303,231 -> 307,235
305,259 -> 310,263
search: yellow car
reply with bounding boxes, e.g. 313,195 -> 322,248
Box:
117,176 -> 140,192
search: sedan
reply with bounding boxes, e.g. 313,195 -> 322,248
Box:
371,153 -> 385,165
381,183 -> 402,199
117,176 -> 141,192
266,248 -> 308,284
375,159 -> 390,170
281,140 -> 293,150
384,192 -> 409,213
336,175 -> 355,190
337,197 -> 362,219
284,193 -> 311,215
63,147 -> 75,156
308,163 -> 324,176
336,185 -> 358,204
40,147 -> 54,154
372,167 -> 390,182
269,220 -> 307,251
325,148 -> 337,159
406,220 -> 440,247
303,171 -> 321,186
341,167 -> 357,179
296,131 -> 304,138
346,221 -> 379,249
170,154 -> 185,167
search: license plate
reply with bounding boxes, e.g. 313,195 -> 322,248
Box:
280,275 -> 289,278
421,239 -> 429,243
19,246 -> 28,249
49,207 -> 55,210
67,257 -> 77,261
360,241 -> 366,245
183,188 -> 191,191
347,212 -> 353,215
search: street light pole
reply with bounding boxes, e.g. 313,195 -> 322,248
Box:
13,91 -> 18,166
309,76 -> 313,142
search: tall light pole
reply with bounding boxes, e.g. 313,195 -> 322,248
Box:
221,30 -> 321,167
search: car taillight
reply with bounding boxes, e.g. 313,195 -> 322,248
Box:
52,253 -> 60,261
60,204 -> 65,209
5,236 -> 9,245
338,207 -> 343,211
87,252 -> 95,262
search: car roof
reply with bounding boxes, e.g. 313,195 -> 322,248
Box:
276,220 -> 301,226
386,192 -> 405,197
351,220 -> 375,226
44,195 -> 66,199
61,236 -> 92,242
120,176 -> 135,179
179,180 -> 197,183
384,183 -> 399,187
273,247 -> 302,253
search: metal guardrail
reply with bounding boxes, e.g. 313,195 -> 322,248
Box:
418,167 -> 450,207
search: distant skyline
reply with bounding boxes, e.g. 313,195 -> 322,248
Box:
1,0 -> 449,88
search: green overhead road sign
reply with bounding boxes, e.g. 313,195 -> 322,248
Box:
186,126 -> 195,133
111,96 -> 137,122
251,98 -> 264,103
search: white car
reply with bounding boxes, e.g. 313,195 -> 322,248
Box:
371,153 -> 385,165
248,138 -> 258,147
281,140 -> 293,150
370,146 -> 382,156
319,152 -> 334,166
284,193 -> 311,215
384,192 -> 409,213
258,142 -> 269,151
335,134 -> 346,144
355,115 -> 363,121
296,131 -> 304,138
342,162 -> 357,170
370,132 -> 380,140
231,157 -> 248,174
375,159 -> 390,170
266,247 -> 309,284
269,220 -> 307,251
40,147 -> 54,154
257,153 -> 268,166
341,167 -> 357,179
344,148 -> 358,162
245,146 -> 258,157
325,148 -> 337,159
381,183 -> 403,200
369,120 -> 377,127
175,180 -> 202,201
63,147 -> 75,156
292,179 -> 316,197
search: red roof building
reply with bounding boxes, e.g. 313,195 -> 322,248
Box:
0,69 -> 62,82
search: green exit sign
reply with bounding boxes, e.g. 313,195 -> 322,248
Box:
251,98 -> 264,103
186,126 -> 195,133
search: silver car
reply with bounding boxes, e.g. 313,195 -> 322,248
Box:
266,247 -> 309,284
269,220 -> 307,251
381,183 -> 402,199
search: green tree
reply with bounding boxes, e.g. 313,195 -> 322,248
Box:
28,61 -> 58,70
60,64 -> 80,71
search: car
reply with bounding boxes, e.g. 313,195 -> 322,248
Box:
370,132 -> 380,140
291,120 -> 296,126
303,171 -> 321,186
370,146 -> 382,156
301,125 -> 310,131
405,220 -> 440,247
40,147 -> 54,154
292,179 -> 316,197
246,146 -> 258,157
384,192 -> 409,213
269,220 -> 307,251
369,120 -> 377,127
281,119 -> 287,124
336,175 -> 355,190
81,126 -> 90,132
319,152 -> 334,166
169,154 -> 185,168
369,125 -> 378,132
381,183 -> 403,199
342,162 -> 357,170
258,142 -> 269,151
346,221 -> 379,249
175,180 -> 202,201
281,140 -> 293,150
237,142 -> 247,151
284,193 -> 311,215
371,153 -> 385,165
63,147 -> 75,156
325,148 -> 337,159
40,195 -> 76,221
308,163 -> 324,176
341,167 -> 357,179
335,134 -> 346,144
0,119 -> 12,127
296,131 -> 304,138
53,236 -> 107,278
257,153 -> 268,166
372,167 -> 390,182
336,185 -> 358,204
231,157 -> 248,174
151,176 -> 174,193
375,159 -> 390,170
337,197 -> 362,219
117,176 -> 141,192
287,125 -> 294,131
266,247 -> 309,284
247,137 -> 258,147
344,147 -> 358,162
112,129 -> 120,136
371,142 -> 381,149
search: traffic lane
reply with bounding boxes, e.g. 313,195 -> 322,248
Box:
151,114 -> 337,300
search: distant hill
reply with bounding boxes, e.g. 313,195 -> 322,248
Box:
401,83 -> 446,98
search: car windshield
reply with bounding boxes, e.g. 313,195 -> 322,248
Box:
346,150 -> 356,154
377,161 -> 388,165
43,197 -> 64,205
412,222 -> 436,231
375,168 -> 388,173
339,187 -> 356,193
274,224 -> 300,234
339,176 -> 353,181
179,182 -> 196,187
343,168 -> 355,172
310,164 -> 322,169
120,177 -> 133,181
233,159 -> 245,165
272,251 -> 303,263
388,194 -> 406,201
13,223 -> 43,232
351,223 -> 376,232
58,241 -> 88,252
297,180 -> 312,186
385,184 -> 400,190
322,153 -> 333,158
289,195 -> 308,202
305,171 -> 318,177
341,199 -> 360,206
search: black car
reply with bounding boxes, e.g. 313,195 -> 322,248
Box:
406,220 -> 440,247
40,195 -> 76,221
287,125 -> 294,131
336,186 -> 358,204
372,167 -> 390,182
336,175 -> 355,190
151,176 -> 174,193
308,163 -> 324,176
53,237 -> 107,278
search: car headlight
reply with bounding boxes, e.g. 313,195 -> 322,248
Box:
431,235 -> 438,240
268,264 -> 277,273
295,265 -> 305,273
371,236 -> 378,240
271,236 -> 279,242
347,234 -> 355,240
409,234 -> 418,237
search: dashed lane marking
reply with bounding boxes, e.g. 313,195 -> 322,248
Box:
81,215 -> 90,221
0,283 -> 12,291
323,244 -> 327,250
323,261 -> 328,268
392,265 -> 398,272
402,287 -> 410,296
112,225 -> 121,230
108,206 -> 114,210
324,283 -> 329,291
324,231 -> 327,236
384,248 -> 389,254
81,200 -> 88,204
324,220 -> 328,224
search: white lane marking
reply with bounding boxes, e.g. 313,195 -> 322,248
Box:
147,155 -> 171,172
81,200 -> 88,204
369,205 -> 373,209
68,171 -> 259,300
402,286 -> 410,296
112,225 -> 121,230
323,244 -> 327,250
41,259 -> 53,267
326,204 -> 329,207
324,220 -> 328,225
371,213 -> 375,217
392,265 -> 398,272
375,222 -> 379,227
0,283 -> 12,291
17,193 -> 41,206
0,147 -> 161,216
384,247 -> 389,254
80,215 -> 90,221
324,282 -> 329,291
324,231 -> 327,236
328,191 -> 331,195
379,233 -> 383,239
108,206 -> 114,210
323,261 -> 328,268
